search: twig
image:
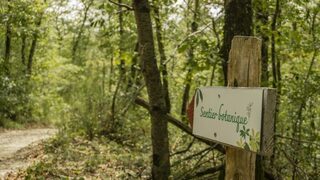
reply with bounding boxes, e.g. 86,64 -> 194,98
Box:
275,134 -> 320,146
188,164 -> 224,179
163,23 -> 212,65
171,138 -> 195,156
109,0 -> 133,10
280,149 -> 309,179
181,149 -> 213,179
135,97 -> 225,154
172,146 -> 213,167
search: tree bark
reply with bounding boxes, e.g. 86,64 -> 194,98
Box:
3,0 -> 12,75
109,56 -> 114,91
72,0 -> 93,64
133,0 -> 170,179
256,0 -> 269,87
21,33 -> 27,66
127,42 -> 139,89
27,9 -> 44,76
255,1 -> 270,178
153,0 -> 171,113
220,0 -> 253,86
118,0 -> 126,77
271,0 -> 280,88
181,0 -> 199,118
270,0 -> 280,170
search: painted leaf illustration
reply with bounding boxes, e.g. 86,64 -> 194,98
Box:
240,126 -> 250,139
244,142 -> 250,150
236,139 -> 244,147
196,91 -> 199,107
199,89 -> 203,102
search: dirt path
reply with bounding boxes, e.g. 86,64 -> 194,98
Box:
0,128 -> 57,178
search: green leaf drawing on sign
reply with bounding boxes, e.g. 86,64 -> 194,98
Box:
240,125 -> 250,140
244,142 -> 250,150
195,89 -> 203,107
237,128 -> 261,152
199,89 -> 203,102
196,91 -> 199,107
249,129 -> 260,151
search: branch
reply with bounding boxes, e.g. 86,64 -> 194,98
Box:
171,138 -> 195,156
172,146 -> 213,167
163,23 -> 212,65
280,149 -> 309,179
275,134 -> 320,146
135,97 -> 225,154
109,0 -> 133,10
189,164 -> 224,179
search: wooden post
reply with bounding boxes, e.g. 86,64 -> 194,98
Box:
225,36 -> 262,180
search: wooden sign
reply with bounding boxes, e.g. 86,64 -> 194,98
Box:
192,86 -> 276,155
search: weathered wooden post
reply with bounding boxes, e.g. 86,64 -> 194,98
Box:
226,36 -> 269,180
191,36 -> 276,180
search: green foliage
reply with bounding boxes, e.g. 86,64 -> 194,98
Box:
0,0 -> 319,179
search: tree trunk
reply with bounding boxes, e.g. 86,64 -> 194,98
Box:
271,0 -> 280,88
21,33 -> 27,66
220,0 -> 253,86
127,42 -> 139,89
72,0 -> 93,64
255,1 -> 270,178
27,12 -> 44,76
153,0 -> 171,113
133,0 -> 170,179
181,0 -> 199,118
270,0 -> 280,170
256,0 -> 269,87
118,0 -> 126,78
3,0 -> 12,75
109,56 -> 114,91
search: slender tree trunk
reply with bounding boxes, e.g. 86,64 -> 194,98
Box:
153,0 -> 171,113
118,0 -> 126,77
256,0 -> 269,87
21,33 -> 27,66
209,60 -> 217,86
270,0 -> 280,171
109,56 -> 114,91
3,0 -> 12,75
220,0 -> 253,86
255,1 -> 269,179
27,11 -> 44,76
181,0 -> 199,118
72,0 -> 93,64
128,42 -> 139,89
271,0 -> 280,88
293,11 -> 318,179
209,17 -> 220,86
133,0 -> 170,179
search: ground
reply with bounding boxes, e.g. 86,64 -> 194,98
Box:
0,129 -> 57,179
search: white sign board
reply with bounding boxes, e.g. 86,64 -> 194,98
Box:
192,87 -> 272,153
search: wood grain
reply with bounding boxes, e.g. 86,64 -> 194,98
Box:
225,36 -> 261,180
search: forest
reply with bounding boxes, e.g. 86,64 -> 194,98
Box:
0,0 -> 319,179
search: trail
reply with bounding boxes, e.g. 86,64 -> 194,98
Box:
0,128 -> 57,178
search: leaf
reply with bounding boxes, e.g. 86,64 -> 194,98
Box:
244,142 -> 250,150
196,92 -> 199,107
199,89 -> 203,102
